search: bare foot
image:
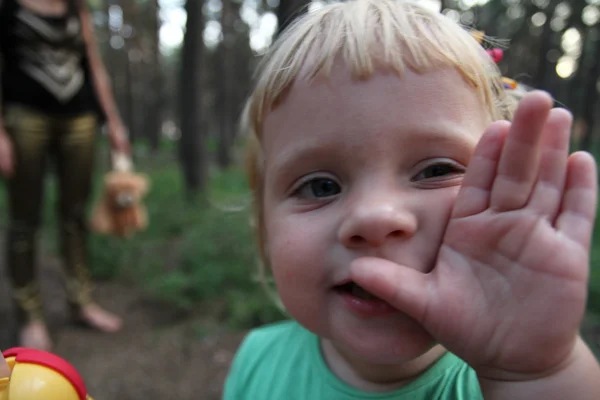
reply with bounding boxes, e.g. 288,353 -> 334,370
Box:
19,320 -> 53,351
78,303 -> 123,333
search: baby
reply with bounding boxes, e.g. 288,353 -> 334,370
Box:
223,0 -> 600,399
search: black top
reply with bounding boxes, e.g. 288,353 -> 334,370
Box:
0,0 -> 101,117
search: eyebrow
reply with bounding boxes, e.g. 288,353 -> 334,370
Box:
404,127 -> 479,150
294,124 -> 474,153
267,139 -> 339,176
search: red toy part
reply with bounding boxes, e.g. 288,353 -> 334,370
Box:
2,348 -> 30,359
2,348 -> 87,400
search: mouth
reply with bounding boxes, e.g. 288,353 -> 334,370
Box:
333,281 -> 380,300
333,280 -> 398,317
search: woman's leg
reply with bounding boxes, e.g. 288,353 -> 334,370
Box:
4,105 -> 53,350
54,113 -> 122,332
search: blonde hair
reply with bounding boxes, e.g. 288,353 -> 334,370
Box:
243,0 -> 518,279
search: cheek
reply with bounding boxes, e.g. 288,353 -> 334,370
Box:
269,234 -> 299,281
418,187 -> 459,252
265,212 -> 302,275
435,186 -> 460,221
267,224 -> 318,314
417,187 -> 460,252
265,210 -> 327,284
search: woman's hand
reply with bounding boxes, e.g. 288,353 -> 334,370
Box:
0,130 -> 14,179
108,121 -> 131,155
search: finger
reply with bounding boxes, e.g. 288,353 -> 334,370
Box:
452,121 -> 509,219
527,108 -> 571,221
556,152 -> 598,249
490,91 -> 554,211
350,257 -> 432,324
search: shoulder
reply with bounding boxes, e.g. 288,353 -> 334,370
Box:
72,0 -> 90,22
73,0 -> 87,11
233,319 -> 309,365
434,353 -> 482,399
246,318 -> 307,342
223,320 -> 314,399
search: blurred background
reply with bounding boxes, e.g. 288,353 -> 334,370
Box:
0,0 -> 599,398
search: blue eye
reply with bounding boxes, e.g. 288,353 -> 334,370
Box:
413,162 -> 464,181
295,178 -> 341,199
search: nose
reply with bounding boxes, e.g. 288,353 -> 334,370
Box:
338,195 -> 418,248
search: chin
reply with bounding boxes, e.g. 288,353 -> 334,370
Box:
330,312 -> 437,365
347,331 -> 434,365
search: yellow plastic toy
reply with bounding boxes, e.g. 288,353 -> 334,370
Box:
0,347 -> 94,400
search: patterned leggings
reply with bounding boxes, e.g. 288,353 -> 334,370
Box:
3,104 -> 98,324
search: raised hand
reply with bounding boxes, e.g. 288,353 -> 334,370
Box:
351,91 -> 598,378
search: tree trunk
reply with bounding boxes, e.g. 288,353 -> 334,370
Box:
120,0 -> 137,144
533,0 -> 561,90
144,0 -> 162,151
216,0 -> 238,168
565,0 -> 589,120
580,26 -> 600,151
178,0 -> 207,201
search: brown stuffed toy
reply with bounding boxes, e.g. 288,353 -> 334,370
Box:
90,152 -> 150,238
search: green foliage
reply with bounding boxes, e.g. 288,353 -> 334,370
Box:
587,221 -> 600,315
87,160 -> 285,330
585,146 -> 600,316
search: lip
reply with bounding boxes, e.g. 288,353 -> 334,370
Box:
335,287 -> 398,318
332,278 -> 352,287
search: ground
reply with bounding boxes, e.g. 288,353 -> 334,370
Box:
0,241 -> 246,400
1,239 -> 599,400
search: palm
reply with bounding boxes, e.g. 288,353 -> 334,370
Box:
432,206 -> 588,373
351,92 -> 597,376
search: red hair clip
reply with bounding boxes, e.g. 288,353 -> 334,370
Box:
471,30 -> 517,91
486,48 -> 504,64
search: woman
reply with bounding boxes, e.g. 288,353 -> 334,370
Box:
0,0 -> 130,350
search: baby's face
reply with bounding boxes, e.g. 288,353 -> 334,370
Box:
261,66 -> 490,364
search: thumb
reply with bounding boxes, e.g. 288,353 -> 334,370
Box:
350,257 -> 433,324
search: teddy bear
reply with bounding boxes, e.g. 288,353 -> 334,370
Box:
89,152 -> 150,238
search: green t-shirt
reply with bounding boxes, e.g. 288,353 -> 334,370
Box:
223,320 -> 483,399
